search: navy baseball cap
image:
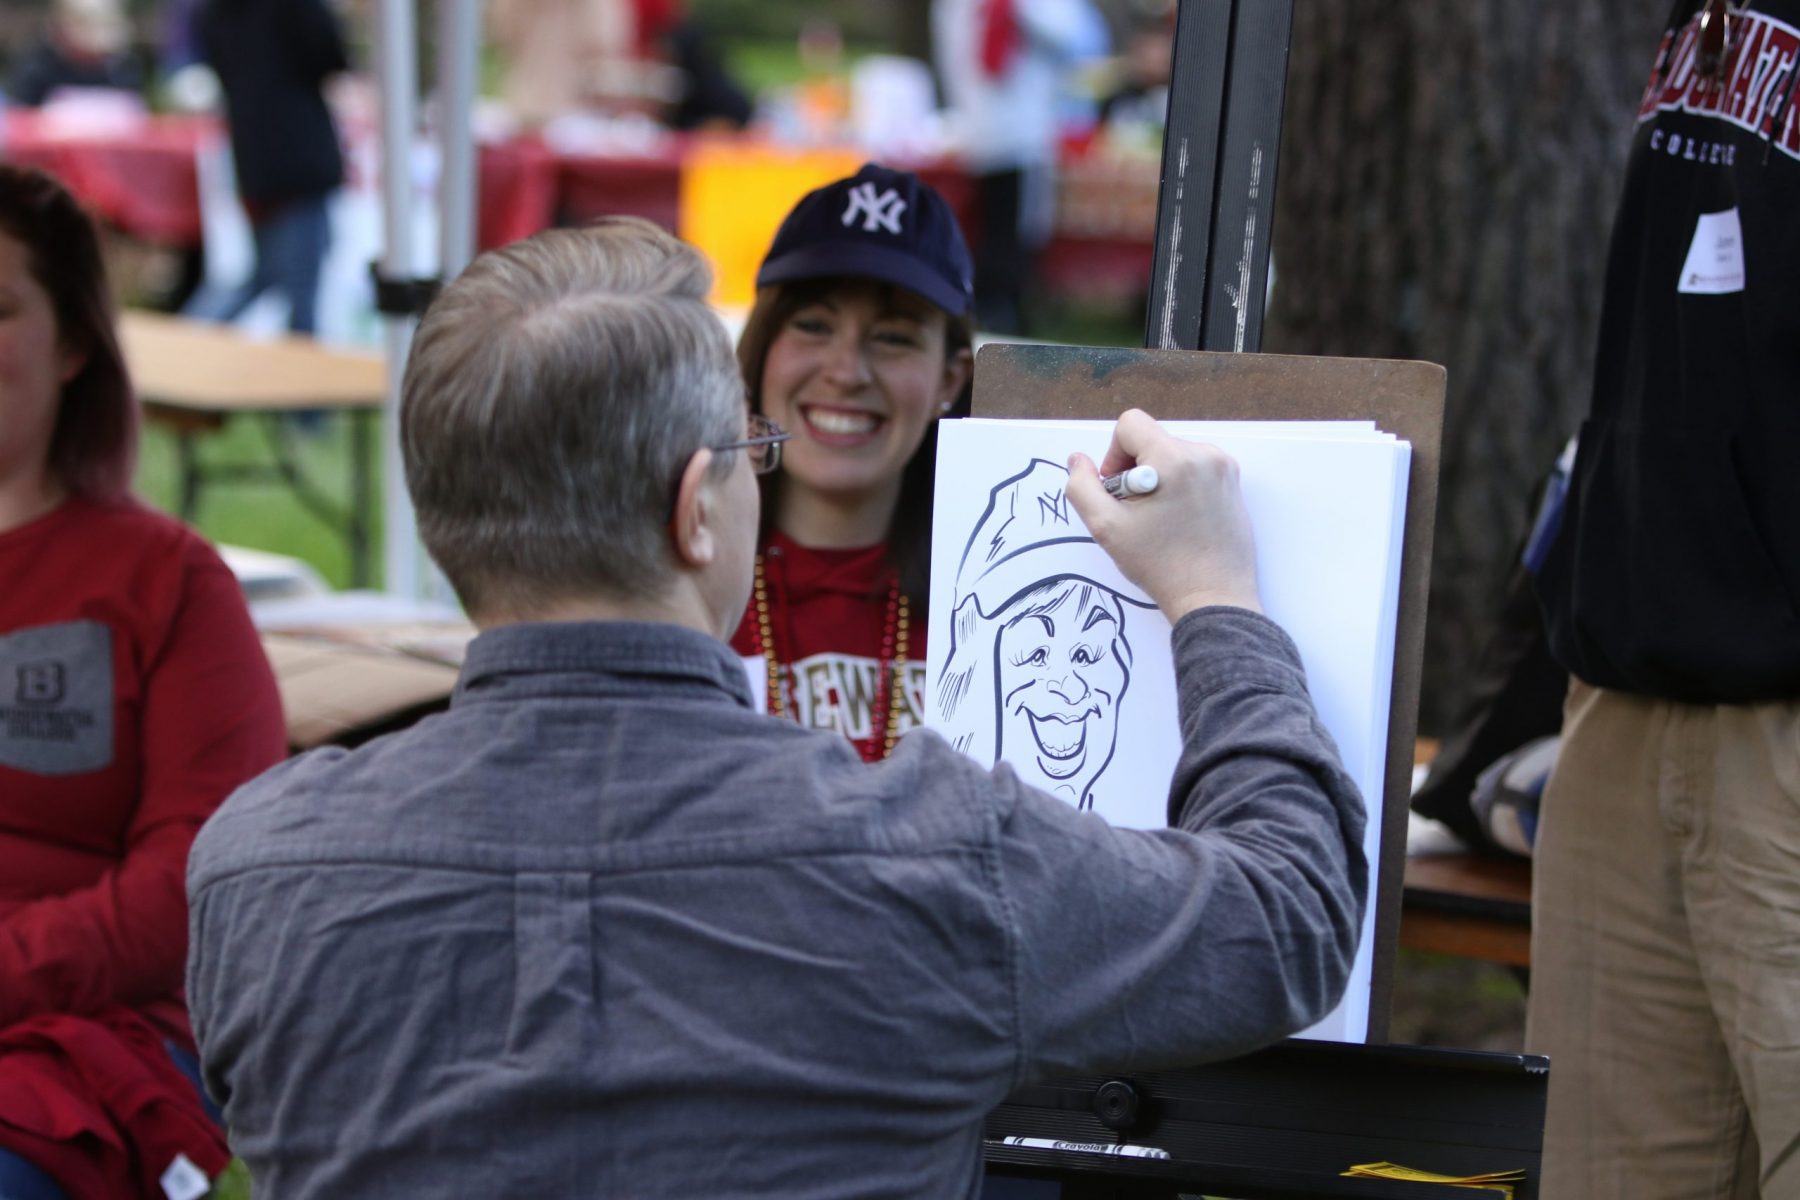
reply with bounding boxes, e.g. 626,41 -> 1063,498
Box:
755,163 -> 975,317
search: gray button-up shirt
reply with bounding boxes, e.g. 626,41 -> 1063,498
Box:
188,608 -> 1364,1198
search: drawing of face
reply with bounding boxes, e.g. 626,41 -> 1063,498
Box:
994,581 -> 1130,809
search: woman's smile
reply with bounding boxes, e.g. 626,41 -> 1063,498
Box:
798,403 -> 886,444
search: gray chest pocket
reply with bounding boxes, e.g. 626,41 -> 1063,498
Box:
0,621 -> 115,776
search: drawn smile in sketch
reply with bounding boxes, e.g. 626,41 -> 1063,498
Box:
937,459 -> 1154,810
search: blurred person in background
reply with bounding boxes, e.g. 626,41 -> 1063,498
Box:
488,0 -> 681,128
7,0 -> 143,107
185,0 -> 348,338
1096,6 -> 1174,148
660,17 -> 751,133
0,165 -> 285,1200
933,0 -> 1106,334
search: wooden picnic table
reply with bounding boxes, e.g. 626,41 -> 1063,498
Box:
119,310 -> 388,586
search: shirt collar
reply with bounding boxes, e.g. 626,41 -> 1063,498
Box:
453,620 -> 755,709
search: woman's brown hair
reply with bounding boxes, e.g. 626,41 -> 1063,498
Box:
0,164 -> 137,499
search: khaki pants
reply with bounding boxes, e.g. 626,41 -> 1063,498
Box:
1527,680 -> 1800,1199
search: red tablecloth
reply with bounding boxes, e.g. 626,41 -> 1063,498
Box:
0,113 -> 559,254
2,111 -> 211,245
553,143 -> 685,231
475,138 -> 560,248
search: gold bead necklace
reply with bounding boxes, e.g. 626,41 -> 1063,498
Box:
753,552 -> 910,761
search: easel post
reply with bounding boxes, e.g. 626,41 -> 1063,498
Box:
1146,0 -> 1295,353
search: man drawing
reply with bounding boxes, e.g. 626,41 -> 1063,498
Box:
186,220 -> 1365,1198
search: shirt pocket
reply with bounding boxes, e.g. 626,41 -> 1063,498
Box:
0,620 -> 115,776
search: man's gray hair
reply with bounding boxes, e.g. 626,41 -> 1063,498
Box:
402,218 -> 744,617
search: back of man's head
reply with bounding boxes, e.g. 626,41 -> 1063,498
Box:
402,218 -> 743,620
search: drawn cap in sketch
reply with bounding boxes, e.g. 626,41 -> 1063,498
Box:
755,163 -> 975,317
953,458 -> 1156,619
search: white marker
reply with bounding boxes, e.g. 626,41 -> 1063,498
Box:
1100,465 -> 1159,498
993,1136 -> 1173,1160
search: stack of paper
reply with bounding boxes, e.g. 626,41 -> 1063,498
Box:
924,418 -> 1411,1044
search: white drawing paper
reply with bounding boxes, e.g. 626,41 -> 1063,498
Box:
926,419 -> 1411,1044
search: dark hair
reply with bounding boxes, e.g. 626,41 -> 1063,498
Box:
736,277 -> 973,617
0,165 -> 137,499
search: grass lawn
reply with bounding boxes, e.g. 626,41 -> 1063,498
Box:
134,410 -> 383,591
721,38 -> 887,95
210,1159 -> 253,1200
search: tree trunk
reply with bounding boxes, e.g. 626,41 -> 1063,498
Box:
1264,0 -> 1667,733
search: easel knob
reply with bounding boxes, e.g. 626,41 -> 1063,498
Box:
1093,1079 -> 1142,1131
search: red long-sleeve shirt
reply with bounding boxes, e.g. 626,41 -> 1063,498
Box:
0,496 -> 285,1033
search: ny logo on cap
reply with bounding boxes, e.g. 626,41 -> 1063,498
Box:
841,182 -> 907,234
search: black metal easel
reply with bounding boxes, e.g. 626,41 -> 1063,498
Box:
1145,0 -> 1294,352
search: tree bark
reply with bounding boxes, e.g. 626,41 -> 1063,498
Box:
1265,0 -> 1668,732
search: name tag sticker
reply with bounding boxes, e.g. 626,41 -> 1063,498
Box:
1678,207 -> 1746,294
160,1153 -> 210,1200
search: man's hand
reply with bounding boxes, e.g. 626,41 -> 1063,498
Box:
1065,409 -> 1263,622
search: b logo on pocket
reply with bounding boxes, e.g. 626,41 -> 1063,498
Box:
17,661 -> 65,706
1,622 -> 112,775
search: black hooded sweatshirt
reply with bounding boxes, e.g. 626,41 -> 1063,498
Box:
1537,0 -> 1800,704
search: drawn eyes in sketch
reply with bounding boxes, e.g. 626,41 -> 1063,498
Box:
936,459 -> 1155,811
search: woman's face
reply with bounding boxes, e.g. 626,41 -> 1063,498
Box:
0,231 -> 78,489
758,282 -> 969,519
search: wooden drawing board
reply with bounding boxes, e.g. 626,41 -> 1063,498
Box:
970,342 -> 1445,1041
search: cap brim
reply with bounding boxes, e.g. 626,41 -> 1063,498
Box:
964,544 -> 1156,622
756,241 -> 970,317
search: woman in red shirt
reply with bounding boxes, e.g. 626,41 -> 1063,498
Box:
730,165 -> 974,762
0,165 -> 286,1199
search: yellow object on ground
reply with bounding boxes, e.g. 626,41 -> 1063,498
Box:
1342,1160 -> 1527,1197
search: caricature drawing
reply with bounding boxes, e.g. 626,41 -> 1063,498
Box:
936,459 -> 1155,810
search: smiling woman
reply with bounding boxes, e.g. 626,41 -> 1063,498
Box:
729,165 -> 975,763
0,164 -> 284,1199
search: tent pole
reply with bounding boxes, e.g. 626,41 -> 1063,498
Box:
437,0 -> 482,279
374,0 -> 422,598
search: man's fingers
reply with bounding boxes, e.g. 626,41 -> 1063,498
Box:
1095,433 -> 1137,478
1113,409 -> 1162,453
1067,416 -> 1263,621
1097,409 -> 1163,476
1064,451 -> 1114,534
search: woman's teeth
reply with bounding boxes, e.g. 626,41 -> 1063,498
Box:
805,409 -> 880,436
